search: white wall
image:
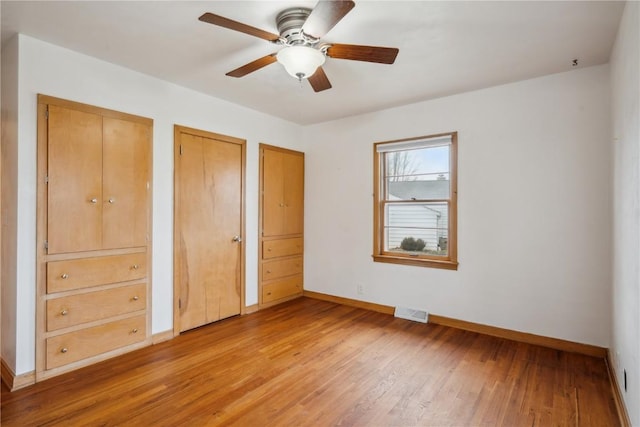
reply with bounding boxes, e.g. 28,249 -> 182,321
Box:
1,35 -> 20,373
610,1 -> 640,424
9,34 -> 305,375
304,64 -> 612,347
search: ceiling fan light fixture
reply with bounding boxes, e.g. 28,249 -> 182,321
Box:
277,45 -> 325,80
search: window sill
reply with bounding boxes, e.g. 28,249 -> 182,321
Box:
372,254 -> 458,270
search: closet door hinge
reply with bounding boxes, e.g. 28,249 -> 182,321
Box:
44,240 -> 48,250
44,108 -> 49,119
45,175 -> 49,183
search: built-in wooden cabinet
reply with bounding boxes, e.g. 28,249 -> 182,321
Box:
259,145 -> 304,307
262,147 -> 304,237
47,107 -> 149,253
36,95 -> 152,381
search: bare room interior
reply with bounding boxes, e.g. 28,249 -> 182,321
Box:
1,1 -> 638,425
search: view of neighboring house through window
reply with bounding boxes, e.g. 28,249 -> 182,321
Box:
373,132 -> 458,270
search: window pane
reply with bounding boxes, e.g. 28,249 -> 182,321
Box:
384,203 -> 448,256
385,145 -> 449,180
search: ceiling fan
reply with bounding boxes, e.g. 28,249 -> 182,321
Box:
198,0 -> 399,92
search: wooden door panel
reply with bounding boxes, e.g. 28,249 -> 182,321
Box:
177,132 -> 242,332
203,139 -> 242,321
261,150 -> 284,237
102,118 -> 150,249
283,152 -> 304,235
177,134 -> 210,332
47,105 -> 103,253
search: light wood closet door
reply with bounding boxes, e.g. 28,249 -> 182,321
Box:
262,150 -> 285,237
176,131 -> 243,332
283,152 -> 304,235
47,105 -> 103,254
102,117 -> 150,249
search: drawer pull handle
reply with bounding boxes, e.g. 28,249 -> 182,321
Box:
60,348 -> 68,353
132,296 -> 139,301
61,273 -> 69,279
108,198 -> 115,204
279,203 -> 284,207
132,328 -> 138,334
266,270 -> 272,274
267,292 -> 272,296
60,309 -> 68,316
267,248 -> 272,252
90,198 -> 98,204
132,264 -> 140,270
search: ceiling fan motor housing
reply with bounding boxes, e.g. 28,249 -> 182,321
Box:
276,8 -> 313,45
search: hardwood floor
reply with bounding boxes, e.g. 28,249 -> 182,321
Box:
2,297 -> 619,426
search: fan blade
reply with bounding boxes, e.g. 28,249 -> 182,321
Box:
199,13 -> 280,42
226,54 -> 278,78
302,0 -> 355,39
327,43 -> 399,64
308,67 -> 332,92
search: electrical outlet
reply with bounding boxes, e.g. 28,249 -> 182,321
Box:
356,283 -> 364,295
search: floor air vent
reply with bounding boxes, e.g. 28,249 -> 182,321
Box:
394,306 -> 429,323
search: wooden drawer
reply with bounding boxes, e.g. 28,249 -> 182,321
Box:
46,315 -> 146,370
46,283 -> 146,332
262,238 -> 303,260
262,275 -> 303,303
262,256 -> 303,281
47,253 -> 147,293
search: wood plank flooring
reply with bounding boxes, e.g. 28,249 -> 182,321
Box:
2,297 -> 619,426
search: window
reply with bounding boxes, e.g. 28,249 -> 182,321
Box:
373,132 -> 458,270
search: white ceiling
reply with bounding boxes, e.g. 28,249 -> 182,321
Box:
1,1 -> 624,125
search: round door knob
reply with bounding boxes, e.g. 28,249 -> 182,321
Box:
60,348 -> 68,353
132,264 -> 139,270
90,198 -> 98,204
61,309 -> 68,316
108,198 -> 115,204
132,328 -> 138,334
61,273 -> 69,279
132,296 -> 139,301
232,236 -> 242,242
